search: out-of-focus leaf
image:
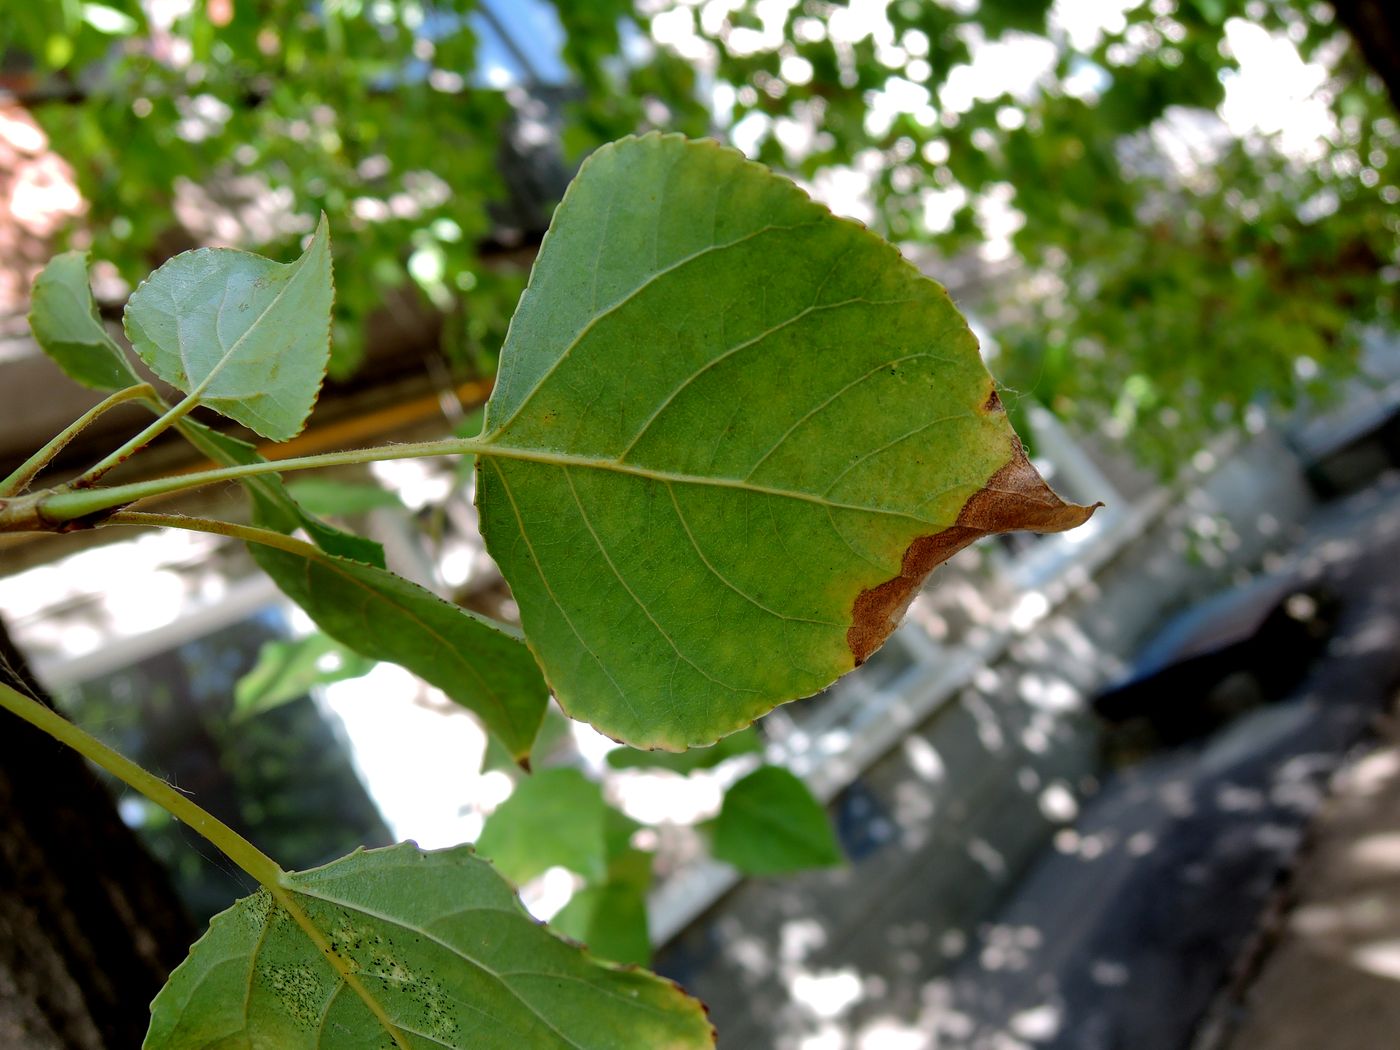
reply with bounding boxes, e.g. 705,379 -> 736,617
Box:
711,765 -> 843,876
474,767 -> 610,885
124,215 -> 333,440
551,850 -> 654,967
27,250 -> 141,390
250,544 -> 547,763
606,726 -> 763,773
285,478 -> 402,517
233,634 -> 376,721
145,843 -> 715,1049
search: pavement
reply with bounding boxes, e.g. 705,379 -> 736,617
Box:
1205,726 -> 1400,1050
939,474 -> 1400,1050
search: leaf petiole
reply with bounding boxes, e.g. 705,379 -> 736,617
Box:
104,509 -> 340,557
16,436 -> 481,530
0,680 -> 284,889
0,383 -> 154,498
72,389 -> 204,487
0,678 -> 416,1049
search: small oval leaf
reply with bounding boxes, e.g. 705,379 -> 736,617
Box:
145,843 -> 714,1049
28,250 -> 141,390
124,216 -> 334,440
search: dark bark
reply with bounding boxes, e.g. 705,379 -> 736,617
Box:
0,618 -> 195,1049
1332,0 -> 1400,112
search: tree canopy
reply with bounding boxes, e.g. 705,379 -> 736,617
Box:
4,0 -> 1396,468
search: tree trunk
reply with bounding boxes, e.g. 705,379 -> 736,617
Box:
0,618 -> 195,1049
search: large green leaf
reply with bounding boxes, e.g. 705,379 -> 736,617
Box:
145,843 -> 714,1049
474,767 -> 613,886
28,250 -> 141,390
475,133 -> 1096,750
234,633 -> 376,722
249,545 -> 548,762
124,216 -> 334,440
710,765 -> 842,876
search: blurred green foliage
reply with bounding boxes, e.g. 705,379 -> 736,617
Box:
4,0 -> 1395,469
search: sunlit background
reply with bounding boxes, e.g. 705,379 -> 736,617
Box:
1,1 -> 1397,1048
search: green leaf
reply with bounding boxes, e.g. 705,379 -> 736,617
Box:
710,765 -> 842,876
145,843 -> 714,1049
474,768 -> 611,885
606,726 -> 763,773
551,850 -> 653,967
177,419 -> 386,567
27,250 -> 141,390
285,478 -> 402,517
475,133 -> 1096,750
124,215 -> 334,441
234,634 -> 376,721
249,544 -> 548,762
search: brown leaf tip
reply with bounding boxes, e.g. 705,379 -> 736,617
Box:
846,442 -> 1099,664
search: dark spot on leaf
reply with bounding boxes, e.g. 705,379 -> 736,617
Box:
983,388 -> 1002,413
846,442 -> 1099,664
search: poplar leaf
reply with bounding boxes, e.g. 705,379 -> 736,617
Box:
124,216 -> 334,440
711,765 -> 842,876
28,250 -> 141,390
145,843 -> 714,1049
474,133 -> 1097,750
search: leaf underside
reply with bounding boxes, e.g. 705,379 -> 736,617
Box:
145,843 -> 714,1049
124,215 -> 334,441
27,250 -> 142,391
476,133 -> 1096,750
26,249 -> 382,567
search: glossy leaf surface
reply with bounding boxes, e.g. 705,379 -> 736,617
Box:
28,250 -> 142,390
476,133 -> 1095,750
711,765 -> 842,876
250,545 -> 548,762
124,216 -> 333,440
145,843 -> 714,1049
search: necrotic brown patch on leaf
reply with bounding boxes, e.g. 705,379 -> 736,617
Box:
846,442 -> 1100,664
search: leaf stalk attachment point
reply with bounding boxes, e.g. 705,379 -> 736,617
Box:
0,383 -> 154,497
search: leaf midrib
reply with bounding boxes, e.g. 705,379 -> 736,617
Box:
186,251 -> 312,399
286,885 -> 593,1050
477,439 -> 972,529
